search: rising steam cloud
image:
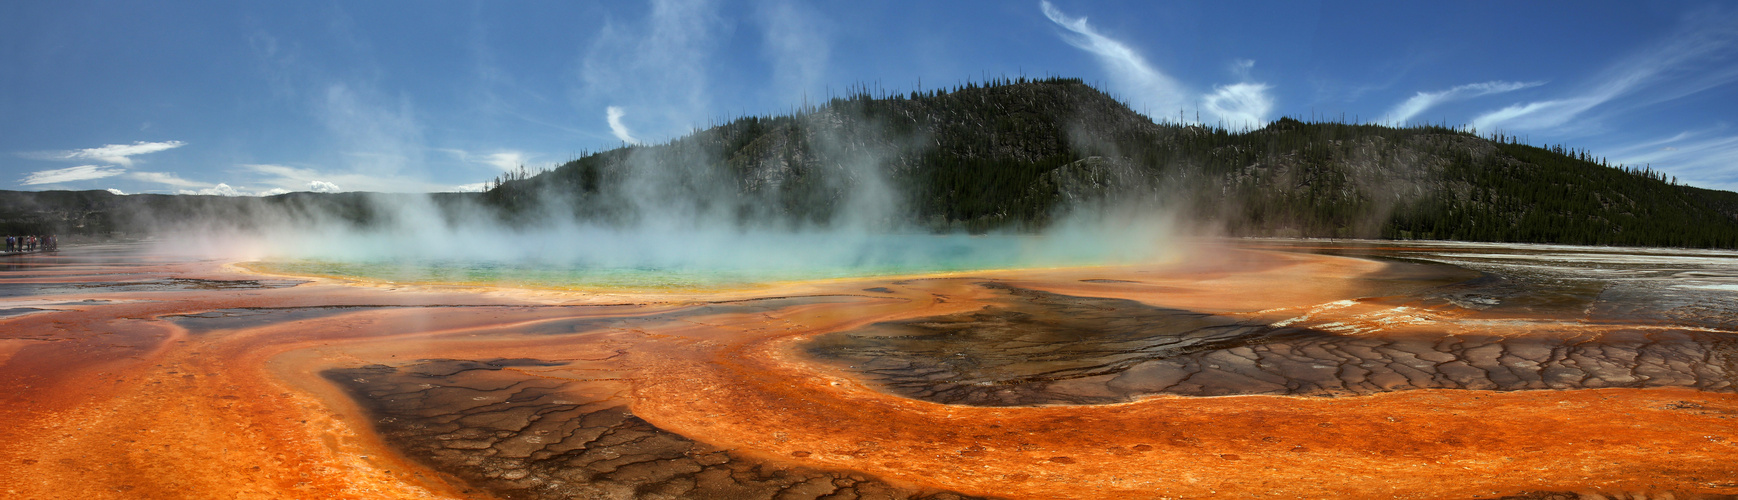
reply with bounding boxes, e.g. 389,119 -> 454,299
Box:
148,102 -> 1188,286
137,2 -> 1191,285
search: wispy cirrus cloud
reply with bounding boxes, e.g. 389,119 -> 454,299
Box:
43,140 -> 186,166
128,165 -> 351,196
244,163 -> 454,193
21,139 -> 186,171
128,171 -> 211,189
1472,10 -> 1738,132
131,172 -> 270,197
19,165 -> 126,185
481,151 -> 528,171
1039,1 -> 1274,128
462,18 -> 595,141
14,140 -> 187,188
320,83 -> 425,179
1471,92 -> 1615,133
1606,127 -> 1738,190
244,163 -> 350,191
578,0 -> 719,142
1383,81 -> 1543,125
1202,83 -> 1274,129
441,148 -> 539,171
606,106 -> 641,144
1039,1 -> 1189,119
248,11 -> 476,194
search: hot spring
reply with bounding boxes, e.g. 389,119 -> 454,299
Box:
237,230 -> 1179,290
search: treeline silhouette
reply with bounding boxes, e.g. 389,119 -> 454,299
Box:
491,77 -> 1738,247
5,77 -> 1737,248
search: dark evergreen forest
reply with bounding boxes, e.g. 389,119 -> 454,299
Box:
7,78 -> 1738,248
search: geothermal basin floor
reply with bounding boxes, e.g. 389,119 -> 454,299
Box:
2,241 -> 1738,499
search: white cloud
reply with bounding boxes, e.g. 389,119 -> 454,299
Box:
50,140 -> 185,166
1608,128 -> 1738,190
1040,2 -> 1273,127
1040,1 -> 1190,120
1604,131 -> 1694,157
180,183 -> 245,196
253,164 -> 326,190
1202,83 -> 1274,130
1383,81 -> 1543,125
245,163 -> 322,181
132,170 -> 310,196
481,152 -> 527,171
19,165 -> 125,185
450,182 -> 489,193
1470,95 -> 1606,132
247,22 -> 459,195
242,163 -> 449,193
441,148 -> 534,171
578,0 -> 719,142
1472,11 -> 1738,132
128,171 -> 210,188
132,166 -> 340,196
106,188 -> 126,196
606,106 -> 641,144
1230,59 -> 1255,80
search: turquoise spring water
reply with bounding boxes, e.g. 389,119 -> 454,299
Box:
254,258 -> 996,290
250,233 -> 1158,290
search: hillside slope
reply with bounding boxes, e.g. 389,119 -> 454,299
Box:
6,78 -> 1738,248
486,77 -> 1738,246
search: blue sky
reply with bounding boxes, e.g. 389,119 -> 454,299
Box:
4,0 -> 1737,195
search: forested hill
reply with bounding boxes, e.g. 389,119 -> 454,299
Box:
6,77 -> 1738,248
484,77 -> 1738,247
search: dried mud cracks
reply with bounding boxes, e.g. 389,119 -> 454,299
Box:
327,359 -> 980,500
807,283 -> 1738,406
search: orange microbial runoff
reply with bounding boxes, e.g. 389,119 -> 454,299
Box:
2,240 -> 1737,499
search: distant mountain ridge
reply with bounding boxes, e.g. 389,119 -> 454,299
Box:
6,77 -> 1738,248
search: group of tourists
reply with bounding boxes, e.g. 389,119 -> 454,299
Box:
3,234 -> 55,253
